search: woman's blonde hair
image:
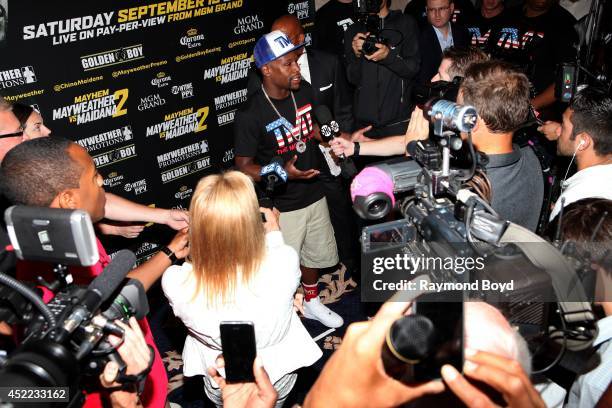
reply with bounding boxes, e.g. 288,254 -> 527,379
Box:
188,171 -> 266,306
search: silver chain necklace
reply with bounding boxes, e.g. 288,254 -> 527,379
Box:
261,85 -> 307,153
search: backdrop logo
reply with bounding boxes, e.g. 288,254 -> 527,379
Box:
52,88 -> 129,125
124,178 -> 148,195
223,148 -> 235,163
214,88 -> 247,111
171,82 -> 193,99
77,125 -> 134,152
217,110 -> 236,127
203,53 -> 250,84
93,144 -> 137,168
157,141 -> 209,169
180,28 -> 205,48
234,15 -> 263,35
288,1 -> 310,19
103,171 -> 125,188
0,66 -> 37,89
146,106 -> 208,140
151,72 -> 172,88
81,44 -> 144,71
174,185 -> 194,200
138,93 -> 166,111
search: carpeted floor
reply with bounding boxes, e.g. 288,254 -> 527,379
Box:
148,265 -> 369,407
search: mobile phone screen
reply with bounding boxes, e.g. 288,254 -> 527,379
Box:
219,321 -> 256,383
412,300 -> 463,381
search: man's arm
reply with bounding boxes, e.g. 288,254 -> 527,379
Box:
235,156 -> 263,182
531,84 -> 556,111
126,228 -> 189,291
104,193 -> 188,230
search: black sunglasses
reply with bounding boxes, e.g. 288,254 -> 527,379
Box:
0,130 -> 23,139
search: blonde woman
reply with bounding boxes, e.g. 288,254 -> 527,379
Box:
162,171 -> 322,407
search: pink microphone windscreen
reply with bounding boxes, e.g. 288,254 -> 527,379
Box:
350,166 -> 395,206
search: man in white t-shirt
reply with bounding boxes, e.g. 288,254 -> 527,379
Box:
539,87 -> 612,221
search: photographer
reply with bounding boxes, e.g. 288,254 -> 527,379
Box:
332,60 -> 544,231
345,0 -> 420,138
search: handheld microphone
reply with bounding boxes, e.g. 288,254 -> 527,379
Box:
314,105 -> 357,178
260,156 -> 288,194
58,250 -> 136,339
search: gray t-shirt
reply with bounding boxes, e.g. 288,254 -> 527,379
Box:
484,145 -> 544,231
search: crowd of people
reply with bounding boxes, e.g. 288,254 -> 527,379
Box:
0,0 -> 611,407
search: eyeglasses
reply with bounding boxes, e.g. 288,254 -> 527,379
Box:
427,6 -> 451,14
0,130 -> 23,139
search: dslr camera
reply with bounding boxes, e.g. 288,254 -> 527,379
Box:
354,0 -> 388,56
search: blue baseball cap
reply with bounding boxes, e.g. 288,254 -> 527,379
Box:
253,30 -> 305,69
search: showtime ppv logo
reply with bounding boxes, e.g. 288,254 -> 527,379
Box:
233,15 -> 263,34
171,83 -> 194,99
81,45 -> 144,71
180,28 -> 205,48
288,1 -> 310,19
124,178 -> 148,195
0,66 -> 37,89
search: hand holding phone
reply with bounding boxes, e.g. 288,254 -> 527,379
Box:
220,321 -> 257,383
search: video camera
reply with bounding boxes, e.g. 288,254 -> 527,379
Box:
353,0 -> 388,56
0,206 -> 149,406
352,101 -> 599,371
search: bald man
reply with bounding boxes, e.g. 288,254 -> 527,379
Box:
247,16 -> 360,274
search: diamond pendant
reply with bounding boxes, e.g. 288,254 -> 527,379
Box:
296,140 -> 307,153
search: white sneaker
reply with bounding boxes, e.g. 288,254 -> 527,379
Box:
303,297 -> 344,328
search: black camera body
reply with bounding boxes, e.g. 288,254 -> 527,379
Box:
354,0 -> 382,14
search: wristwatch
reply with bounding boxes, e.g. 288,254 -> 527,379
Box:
353,142 -> 360,157
160,246 -> 177,264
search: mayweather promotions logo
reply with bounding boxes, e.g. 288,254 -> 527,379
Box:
77,125 -> 133,153
157,141 -> 211,184
52,88 -> 128,125
151,72 -> 172,88
81,44 -> 144,71
180,28 -> 205,48
214,88 -> 247,110
0,66 -> 37,89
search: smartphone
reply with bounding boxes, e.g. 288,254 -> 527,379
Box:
219,321 -> 256,383
412,298 -> 463,381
